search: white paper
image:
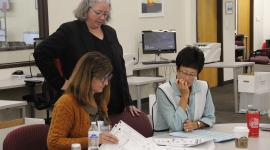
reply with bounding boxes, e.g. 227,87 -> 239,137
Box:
99,120 -> 162,150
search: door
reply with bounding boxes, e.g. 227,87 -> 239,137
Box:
237,0 -> 253,58
197,0 -> 218,87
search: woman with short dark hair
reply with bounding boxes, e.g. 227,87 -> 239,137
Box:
155,46 -> 216,132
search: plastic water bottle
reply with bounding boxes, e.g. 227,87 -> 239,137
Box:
71,143 -> 81,150
88,122 -> 99,150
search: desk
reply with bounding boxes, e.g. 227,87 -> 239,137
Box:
0,77 -> 44,90
154,123 -> 269,150
204,62 -> 254,113
0,77 -> 44,118
127,76 -> 166,109
0,100 -> 27,118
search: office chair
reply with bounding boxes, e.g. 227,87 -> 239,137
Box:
109,111 -> 153,137
23,38 -> 64,124
3,124 -> 49,150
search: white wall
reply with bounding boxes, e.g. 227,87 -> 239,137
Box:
48,0 -> 196,59
254,0 -> 270,50
263,0 -> 270,41
223,0 -> 235,81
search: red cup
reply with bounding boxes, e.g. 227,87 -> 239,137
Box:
246,109 -> 260,137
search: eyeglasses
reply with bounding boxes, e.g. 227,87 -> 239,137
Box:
178,70 -> 197,78
100,73 -> 113,83
91,8 -> 110,18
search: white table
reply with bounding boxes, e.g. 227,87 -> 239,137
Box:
133,62 -> 255,113
0,100 -> 28,118
0,77 -> 44,90
127,76 -> 166,110
154,123 -> 269,150
204,62 -> 254,113
0,77 -> 44,118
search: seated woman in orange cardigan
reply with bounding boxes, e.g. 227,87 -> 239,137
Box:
47,52 -> 118,150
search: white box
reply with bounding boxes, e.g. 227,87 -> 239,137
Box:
193,43 -> 221,63
238,72 -> 270,93
239,92 -> 270,114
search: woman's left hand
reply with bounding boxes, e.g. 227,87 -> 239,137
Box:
128,105 -> 141,117
183,120 -> 198,132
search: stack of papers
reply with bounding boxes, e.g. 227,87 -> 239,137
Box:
99,120 -> 215,150
152,137 -> 212,147
169,130 -> 235,143
99,120 -> 162,150
260,124 -> 270,131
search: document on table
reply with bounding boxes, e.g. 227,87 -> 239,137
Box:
152,137 -> 213,147
169,130 -> 235,143
260,124 -> 270,131
99,120 -> 162,150
152,140 -> 215,150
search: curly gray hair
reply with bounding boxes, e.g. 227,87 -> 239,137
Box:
74,0 -> 111,21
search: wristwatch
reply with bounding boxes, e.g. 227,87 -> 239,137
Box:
197,121 -> 202,129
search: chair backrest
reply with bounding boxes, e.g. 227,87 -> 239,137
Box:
3,124 -> 49,150
266,39 -> 270,48
235,34 -> 244,46
123,53 -> 136,76
148,94 -> 157,126
149,94 -> 162,132
109,111 -> 153,137
262,42 -> 267,49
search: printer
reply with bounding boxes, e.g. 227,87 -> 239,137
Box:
193,43 -> 221,63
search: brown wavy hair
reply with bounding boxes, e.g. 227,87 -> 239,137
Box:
66,52 -> 113,111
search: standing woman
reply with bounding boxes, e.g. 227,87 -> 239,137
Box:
47,52 -> 118,150
34,0 -> 140,115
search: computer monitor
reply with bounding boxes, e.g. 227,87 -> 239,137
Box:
142,30 -> 176,55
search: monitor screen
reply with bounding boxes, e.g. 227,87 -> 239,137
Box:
142,31 -> 176,54
23,32 -> 39,45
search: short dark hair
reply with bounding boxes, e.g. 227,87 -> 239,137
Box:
176,46 -> 205,73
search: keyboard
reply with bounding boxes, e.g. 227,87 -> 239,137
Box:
142,61 -> 171,65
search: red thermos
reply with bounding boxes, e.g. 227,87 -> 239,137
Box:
246,105 -> 260,137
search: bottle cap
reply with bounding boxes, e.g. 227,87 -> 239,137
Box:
91,121 -> 97,125
71,143 -> 81,149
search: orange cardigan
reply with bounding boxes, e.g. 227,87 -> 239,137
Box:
47,93 -> 107,150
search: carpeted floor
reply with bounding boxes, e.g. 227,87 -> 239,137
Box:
211,83 -> 270,124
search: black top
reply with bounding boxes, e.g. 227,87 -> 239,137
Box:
33,20 -> 132,114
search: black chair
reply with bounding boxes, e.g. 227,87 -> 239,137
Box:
23,80 -> 53,124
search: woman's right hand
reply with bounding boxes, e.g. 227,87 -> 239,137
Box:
176,78 -> 190,97
99,132 -> 118,144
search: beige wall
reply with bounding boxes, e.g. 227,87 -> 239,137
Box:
48,0 -> 197,60
5,0 -> 38,41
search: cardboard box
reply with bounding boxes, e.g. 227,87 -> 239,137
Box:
238,72 -> 270,93
239,92 -> 270,114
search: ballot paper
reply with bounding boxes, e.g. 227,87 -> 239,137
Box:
155,141 -> 215,150
99,120 -> 162,150
152,137 -> 213,147
169,130 -> 234,143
